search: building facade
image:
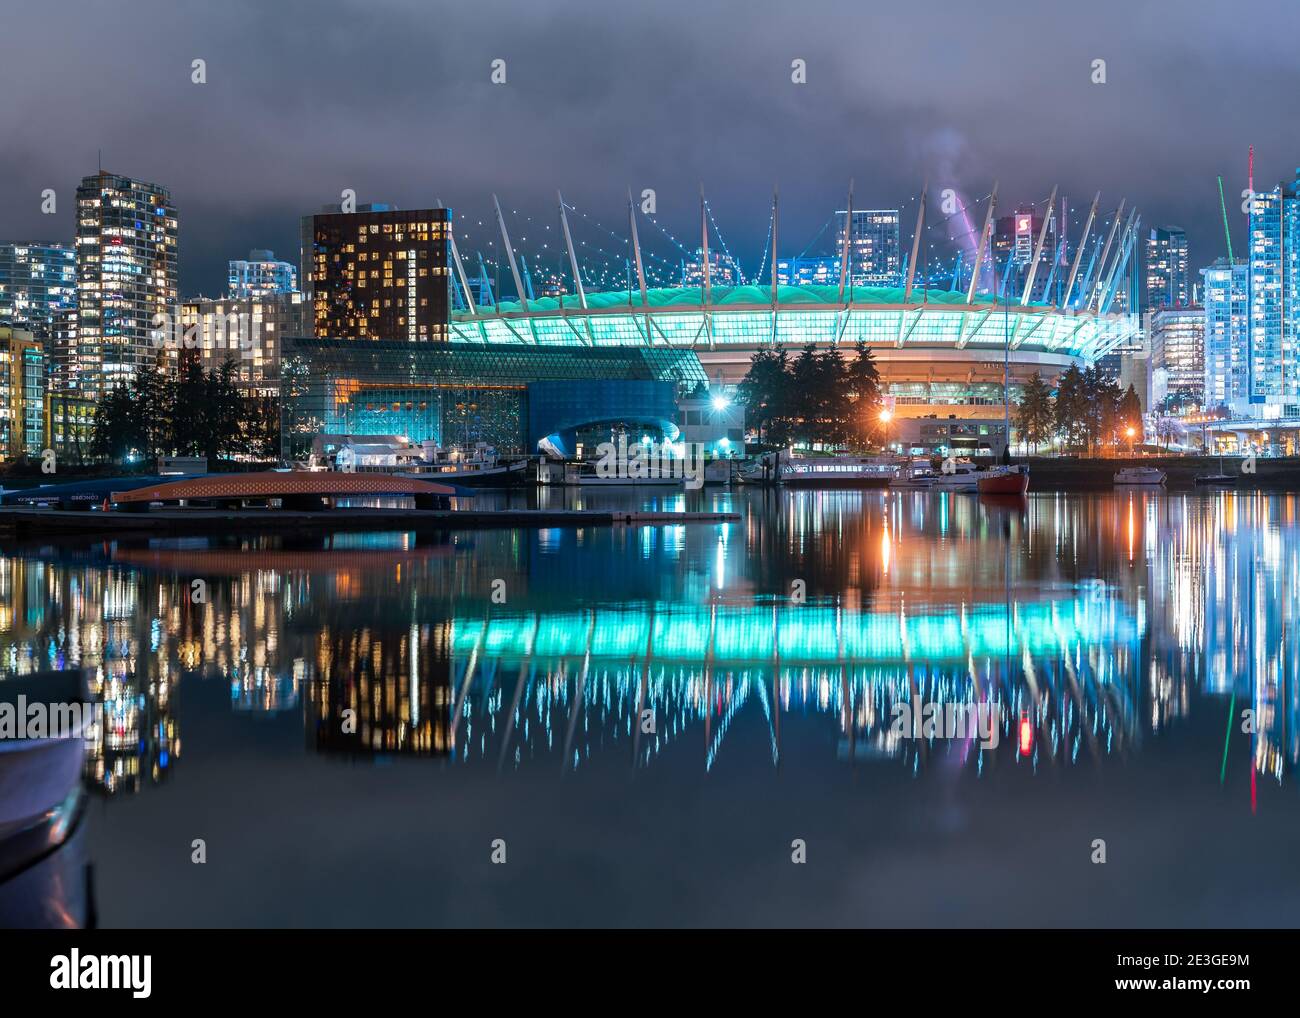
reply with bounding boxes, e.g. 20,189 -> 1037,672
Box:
176,291 -> 307,396
228,249 -> 297,298
1149,306 -> 1205,410
1145,226 -> 1190,312
1247,179 -> 1300,416
300,204 -> 450,341
72,172 -> 178,398
992,207 -> 1064,304
0,243 -> 76,340
1200,258 -> 1249,414
836,209 -> 901,287
0,326 -> 47,461
280,338 -> 707,460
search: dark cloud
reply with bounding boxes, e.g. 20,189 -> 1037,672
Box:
2,0 -> 1298,293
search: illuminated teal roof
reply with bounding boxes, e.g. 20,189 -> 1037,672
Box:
459,283 -> 1043,319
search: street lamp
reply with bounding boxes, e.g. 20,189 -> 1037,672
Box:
879,408 -> 893,452
1125,425 -> 1136,455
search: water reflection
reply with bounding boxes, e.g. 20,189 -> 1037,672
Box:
0,491 -> 1295,796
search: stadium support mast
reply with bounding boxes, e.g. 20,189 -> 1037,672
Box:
1061,192 -> 1100,309
558,191 -> 587,310
837,179 -> 854,305
492,193 -> 528,312
700,184 -> 712,306
770,186 -> 779,304
1087,199 -> 1125,311
1098,208 -> 1138,314
1020,185 -> 1058,305
627,188 -> 649,307
904,181 -> 927,303
966,182 -> 998,304
439,196 -> 477,318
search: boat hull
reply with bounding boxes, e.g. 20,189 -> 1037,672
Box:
976,470 -> 1030,496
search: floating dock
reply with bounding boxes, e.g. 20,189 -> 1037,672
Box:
0,506 -> 739,536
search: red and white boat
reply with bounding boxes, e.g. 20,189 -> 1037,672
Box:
976,464 -> 1029,495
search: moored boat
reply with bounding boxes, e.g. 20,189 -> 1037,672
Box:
976,464 -> 1030,496
1114,466 -> 1166,486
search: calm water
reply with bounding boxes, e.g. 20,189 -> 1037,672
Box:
2,488 -> 1297,928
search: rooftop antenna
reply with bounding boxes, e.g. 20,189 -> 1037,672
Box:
1216,177 -> 1235,263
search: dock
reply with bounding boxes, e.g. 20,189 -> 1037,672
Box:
0,506 -> 739,537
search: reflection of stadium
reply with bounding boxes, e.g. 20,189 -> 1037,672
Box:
0,492 -> 1296,790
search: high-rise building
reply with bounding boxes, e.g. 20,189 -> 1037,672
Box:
992,207 -> 1063,303
1246,177 -> 1300,416
1145,226 -> 1189,311
1200,258 -> 1249,414
300,204 -> 450,341
835,209 -> 901,287
228,249 -> 297,298
0,325 -> 47,461
681,248 -> 738,288
72,171 -> 178,398
1149,306 -> 1205,410
0,243 -> 76,339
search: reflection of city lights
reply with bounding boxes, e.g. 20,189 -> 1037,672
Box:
1019,714 -> 1033,756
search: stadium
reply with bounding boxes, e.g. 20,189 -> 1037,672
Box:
449,283 -> 1139,414
445,188 -> 1143,420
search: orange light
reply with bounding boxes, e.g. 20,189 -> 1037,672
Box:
880,409 -> 893,423
1125,427 -> 1136,438
1018,714 -> 1033,756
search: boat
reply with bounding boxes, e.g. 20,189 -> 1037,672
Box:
976,464 -> 1030,496
1195,450 -> 1236,486
929,461 -> 983,493
778,452 -> 897,488
1194,472 -> 1236,487
0,669 -> 95,928
889,460 -> 938,490
1114,466 -> 1166,486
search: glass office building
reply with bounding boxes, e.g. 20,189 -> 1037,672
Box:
0,243 -> 76,339
1145,226 -> 1190,311
1200,258 -> 1249,414
280,337 -> 707,460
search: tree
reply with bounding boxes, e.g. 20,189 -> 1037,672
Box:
1053,364 -> 1088,453
737,347 -> 794,445
1016,372 -> 1055,453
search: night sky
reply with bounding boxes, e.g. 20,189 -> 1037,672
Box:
3,0 -> 1298,295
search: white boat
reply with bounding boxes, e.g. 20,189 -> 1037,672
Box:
928,462 -> 984,493
889,461 -> 938,490
778,452 -> 897,488
1114,467 -> 1166,486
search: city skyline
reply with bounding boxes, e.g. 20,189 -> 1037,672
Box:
2,1 -> 1298,296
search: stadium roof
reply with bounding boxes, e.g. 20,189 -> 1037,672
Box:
457,283 -> 1051,319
